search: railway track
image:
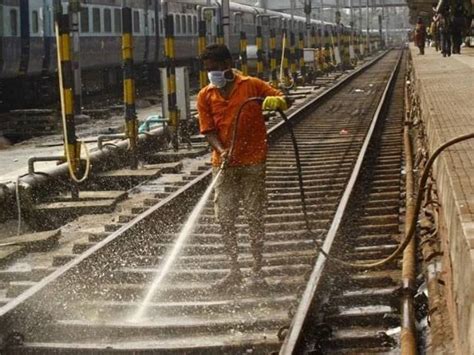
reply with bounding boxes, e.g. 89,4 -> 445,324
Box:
0,49 -> 409,354
284,50 -> 407,354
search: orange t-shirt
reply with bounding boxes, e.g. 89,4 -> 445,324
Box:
197,74 -> 283,167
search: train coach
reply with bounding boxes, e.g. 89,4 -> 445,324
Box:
0,0 -> 336,108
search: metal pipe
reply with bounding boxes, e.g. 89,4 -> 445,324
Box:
28,156 -> 65,175
97,134 -> 126,150
401,69 -> 418,354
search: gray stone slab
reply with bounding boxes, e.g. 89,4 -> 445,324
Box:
35,199 -> 118,212
148,146 -> 209,164
0,229 -> 60,252
0,246 -> 24,264
47,191 -> 128,202
98,167 -> 162,178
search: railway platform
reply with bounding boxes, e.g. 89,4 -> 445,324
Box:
409,43 -> 474,354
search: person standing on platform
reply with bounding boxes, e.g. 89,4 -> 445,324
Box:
415,17 -> 427,55
197,44 -> 289,292
431,3 -> 441,51
451,1 -> 468,54
437,10 -> 452,57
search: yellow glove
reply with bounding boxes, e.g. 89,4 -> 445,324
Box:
262,96 -> 288,111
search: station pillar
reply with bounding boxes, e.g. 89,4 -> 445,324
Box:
256,26 -> 264,79
298,32 -> 306,83
164,14 -> 179,150
198,20 -> 208,88
122,7 -> 138,168
269,29 -> 278,87
290,31 -> 297,84
239,31 -> 248,76
56,12 -> 81,196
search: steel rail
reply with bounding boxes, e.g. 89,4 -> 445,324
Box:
0,49 -> 391,328
279,49 -> 404,354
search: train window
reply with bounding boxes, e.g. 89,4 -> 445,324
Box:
181,15 -> 186,34
187,15 -> 192,34
175,14 -> 181,34
114,8 -> 121,33
151,18 -> 155,33
80,7 -> 89,33
193,16 -> 197,34
234,13 -> 241,34
133,10 -> 140,33
10,9 -> 18,36
104,9 -> 112,33
92,8 -> 100,32
32,10 -> 39,34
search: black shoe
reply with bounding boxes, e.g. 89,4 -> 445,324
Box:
246,273 -> 270,291
213,269 -> 243,293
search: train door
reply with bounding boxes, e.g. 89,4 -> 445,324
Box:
18,0 -> 30,76
40,0 -> 54,76
258,14 -> 269,54
143,0 -> 150,65
0,4 -> 4,77
28,0 -> 44,75
202,7 -> 217,44
2,3 -> 21,78
152,0 -> 160,64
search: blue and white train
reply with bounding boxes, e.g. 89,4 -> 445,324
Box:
0,0 -> 336,108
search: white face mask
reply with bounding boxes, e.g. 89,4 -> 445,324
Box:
208,69 -> 234,88
208,71 -> 227,88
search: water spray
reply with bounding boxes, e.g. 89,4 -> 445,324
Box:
132,95 -> 474,322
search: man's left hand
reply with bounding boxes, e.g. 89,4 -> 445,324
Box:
262,96 -> 288,111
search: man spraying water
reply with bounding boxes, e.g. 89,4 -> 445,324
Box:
197,44 -> 289,292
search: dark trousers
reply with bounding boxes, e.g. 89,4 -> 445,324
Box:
452,30 -> 462,54
440,31 -> 451,56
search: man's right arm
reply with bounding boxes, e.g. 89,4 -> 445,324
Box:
197,90 -> 228,160
205,131 -> 228,160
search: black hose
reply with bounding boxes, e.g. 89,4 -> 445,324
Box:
229,97 -> 474,269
